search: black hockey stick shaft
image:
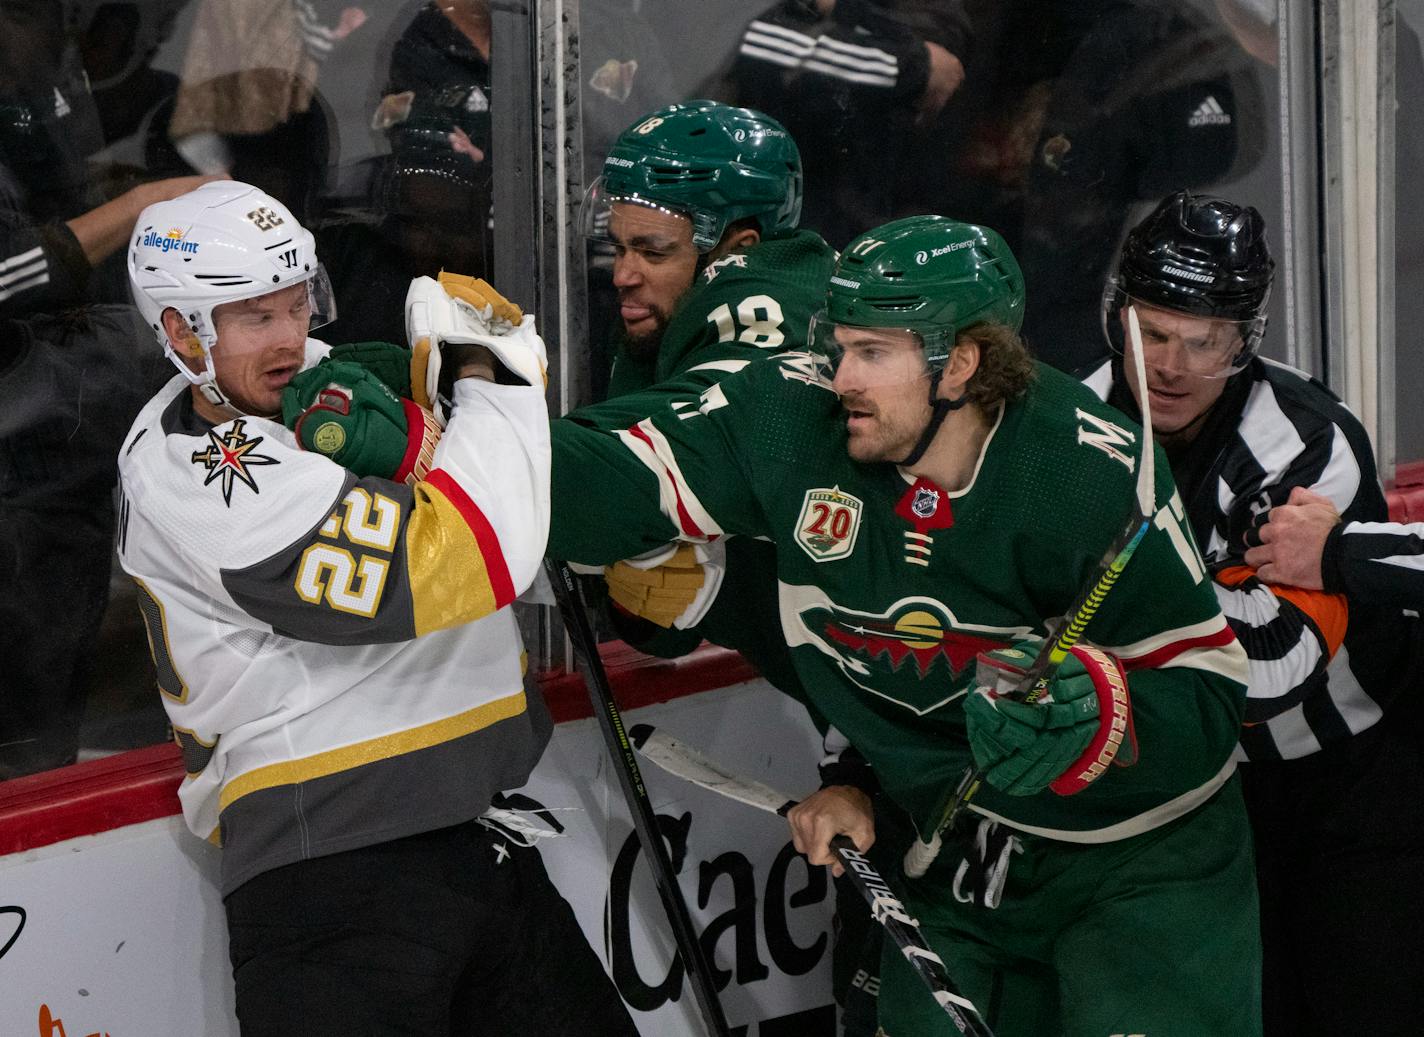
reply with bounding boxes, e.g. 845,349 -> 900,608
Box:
545,561 -> 732,1037
829,836 -> 995,1037
627,724 -> 994,1037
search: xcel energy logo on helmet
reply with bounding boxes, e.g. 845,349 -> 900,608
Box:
914,240 -> 974,265
142,227 -> 200,256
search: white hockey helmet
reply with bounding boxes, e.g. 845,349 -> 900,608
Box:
127,180 -> 335,407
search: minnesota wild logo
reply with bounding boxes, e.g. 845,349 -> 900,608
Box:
190,418 -> 278,506
785,589 -> 1033,715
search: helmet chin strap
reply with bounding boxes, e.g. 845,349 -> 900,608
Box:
896,367 -> 970,468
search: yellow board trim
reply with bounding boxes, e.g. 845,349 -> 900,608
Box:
406,480 -> 498,636
218,690 -> 528,813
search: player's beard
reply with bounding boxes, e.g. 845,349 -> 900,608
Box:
622,308 -> 670,362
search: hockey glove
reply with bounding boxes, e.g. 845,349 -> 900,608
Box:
323,340 -> 414,397
605,545 -> 708,629
963,641 -> 1136,797
407,271 -> 545,425
281,361 -> 441,486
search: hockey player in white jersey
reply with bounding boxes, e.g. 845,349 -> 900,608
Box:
117,181 -> 636,1035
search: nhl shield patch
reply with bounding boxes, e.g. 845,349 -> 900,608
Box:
794,487 -> 863,562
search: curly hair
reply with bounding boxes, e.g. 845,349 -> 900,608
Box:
960,321 -> 1036,409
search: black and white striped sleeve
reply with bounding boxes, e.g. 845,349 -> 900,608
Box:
736,3 -> 932,103
0,221 -> 90,316
1324,520 -> 1424,607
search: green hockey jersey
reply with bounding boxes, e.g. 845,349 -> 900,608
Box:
600,229 -> 838,404
552,353 -> 1249,842
581,228 -> 837,702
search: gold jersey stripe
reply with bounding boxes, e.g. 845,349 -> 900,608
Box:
218,690 -> 528,812
405,473 -> 502,635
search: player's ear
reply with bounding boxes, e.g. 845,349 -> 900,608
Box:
941,337 -> 980,396
161,308 -> 203,359
709,224 -> 761,262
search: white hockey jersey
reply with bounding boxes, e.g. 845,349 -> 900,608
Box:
117,343 -> 552,894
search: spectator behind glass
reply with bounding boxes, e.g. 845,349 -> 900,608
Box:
706,0 -> 971,248
0,0 -> 218,778
313,0 -> 492,346
167,0 -> 367,219
900,0 -> 1266,373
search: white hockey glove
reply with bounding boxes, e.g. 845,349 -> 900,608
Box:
406,271 -> 547,425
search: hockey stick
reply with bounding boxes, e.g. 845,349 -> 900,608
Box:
628,723 -> 996,1037
545,560 -> 732,1037
904,306 -> 1157,878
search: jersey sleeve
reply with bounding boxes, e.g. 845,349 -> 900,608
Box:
1044,455 -> 1249,813
1212,564 -> 1348,725
131,378 -> 548,645
1325,520 -> 1424,605
550,356 -> 802,565
1208,412 -> 1381,725
0,213 -> 90,318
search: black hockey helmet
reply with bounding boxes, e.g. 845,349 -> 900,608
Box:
1103,191 -> 1274,373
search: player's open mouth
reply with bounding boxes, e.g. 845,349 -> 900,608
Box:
845,408 -> 875,431
619,301 -> 653,323
264,365 -> 299,388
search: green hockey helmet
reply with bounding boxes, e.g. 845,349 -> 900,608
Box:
814,215 -> 1025,376
583,101 -> 803,252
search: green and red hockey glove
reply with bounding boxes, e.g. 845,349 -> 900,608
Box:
963,641 -> 1137,797
281,360 -> 440,486
323,340 -> 415,398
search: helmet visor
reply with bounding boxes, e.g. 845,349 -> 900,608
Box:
306,264 -> 337,333
208,266 -> 336,352
1105,289 -> 1259,379
809,312 -> 945,389
581,177 -> 715,256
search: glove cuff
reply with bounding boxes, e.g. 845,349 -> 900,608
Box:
1048,645 -> 1136,796
392,399 -> 442,486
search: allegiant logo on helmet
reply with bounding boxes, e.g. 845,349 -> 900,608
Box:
141,228 -> 200,256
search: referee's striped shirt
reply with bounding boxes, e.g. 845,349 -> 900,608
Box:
1086,356 -> 1420,761
1324,519 -> 1424,605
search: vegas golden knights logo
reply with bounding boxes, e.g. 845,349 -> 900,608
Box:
190,419 -> 278,506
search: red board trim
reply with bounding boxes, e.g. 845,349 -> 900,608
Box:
0,644 -> 758,856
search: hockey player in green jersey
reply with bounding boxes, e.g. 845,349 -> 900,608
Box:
585,100 -> 834,402
579,100 -> 837,686
577,102 -> 894,1031
550,215 -> 1261,1035
578,98 -> 845,684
